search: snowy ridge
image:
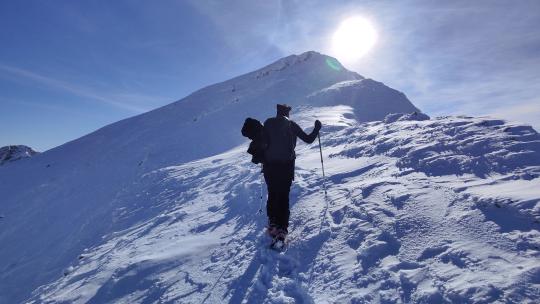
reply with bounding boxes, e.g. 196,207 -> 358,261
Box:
27,108 -> 540,303
335,115 -> 540,178
307,78 -> 419,122
256,51 -> 360,80
0,145 -> 38,166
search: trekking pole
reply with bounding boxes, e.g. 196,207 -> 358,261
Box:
318,134 -> 328,198
258,164 -> 264,214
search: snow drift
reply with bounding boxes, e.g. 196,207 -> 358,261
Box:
1,52 -> 539,303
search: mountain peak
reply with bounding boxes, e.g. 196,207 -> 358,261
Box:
255,51 -> 362,80
274,50 -> 325,63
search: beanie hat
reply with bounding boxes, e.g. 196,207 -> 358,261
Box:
277,104 -> 292,116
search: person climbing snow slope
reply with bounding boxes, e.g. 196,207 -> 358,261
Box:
263,104 -> 321,247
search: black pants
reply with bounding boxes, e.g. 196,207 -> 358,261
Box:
263,161 -> 294,231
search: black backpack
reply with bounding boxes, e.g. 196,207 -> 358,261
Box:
241,118 -> 267,164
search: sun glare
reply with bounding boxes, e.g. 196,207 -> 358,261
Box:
332,16 -> 377,63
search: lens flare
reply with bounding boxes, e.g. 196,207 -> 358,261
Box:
325,57 -> 342,71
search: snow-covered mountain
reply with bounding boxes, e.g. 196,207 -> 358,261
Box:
1,52 -> 539,303
0,145 -> 38,166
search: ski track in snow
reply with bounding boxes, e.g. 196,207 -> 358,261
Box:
23,108 -> 540,304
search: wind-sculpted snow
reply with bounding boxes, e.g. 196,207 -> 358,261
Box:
334,115 -> 540,178
383,112 -> 430,123
26,107 -> 540,303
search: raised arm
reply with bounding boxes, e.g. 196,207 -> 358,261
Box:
292,120 -> 322,144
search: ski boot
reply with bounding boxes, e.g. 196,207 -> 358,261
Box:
270,227 -> 288,250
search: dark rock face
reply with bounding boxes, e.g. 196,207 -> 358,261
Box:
0,145 -> 39,165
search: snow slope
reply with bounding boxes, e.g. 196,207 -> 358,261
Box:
26,107 -> 540,303
1,52 -> 539,303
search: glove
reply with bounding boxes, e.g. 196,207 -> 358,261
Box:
314,119 -> 322,131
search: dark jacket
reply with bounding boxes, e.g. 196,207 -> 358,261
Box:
263,115 -> 319,164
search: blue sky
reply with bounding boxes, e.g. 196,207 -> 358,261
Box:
1,0 -> 539,151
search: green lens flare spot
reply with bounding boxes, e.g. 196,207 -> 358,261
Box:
325,57 -> 342,71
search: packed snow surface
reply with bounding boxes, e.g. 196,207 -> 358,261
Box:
0,52 -> 539,303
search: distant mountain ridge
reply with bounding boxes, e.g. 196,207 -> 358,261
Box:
0,145 -> 38,166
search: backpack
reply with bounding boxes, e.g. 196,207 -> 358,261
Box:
263,116 -> 295,163
241,118 -> 267,164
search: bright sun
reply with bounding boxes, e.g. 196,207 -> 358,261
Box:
332,16 -> 377,63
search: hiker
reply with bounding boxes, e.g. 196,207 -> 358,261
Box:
263,104 -> 321,242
